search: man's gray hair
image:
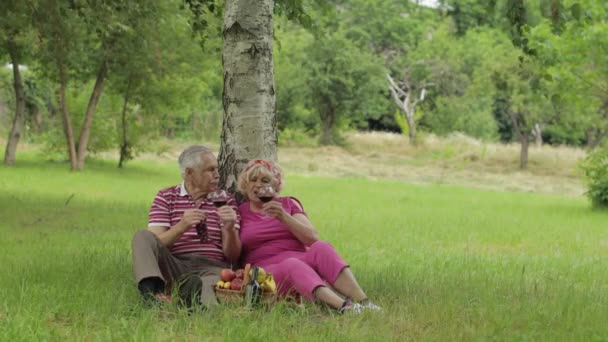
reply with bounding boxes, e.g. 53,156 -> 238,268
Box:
178,145 -> 213,178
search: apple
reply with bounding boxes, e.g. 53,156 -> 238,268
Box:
230,278 -> 243,291
220,269 -> 236,282
235,269 -> 244,279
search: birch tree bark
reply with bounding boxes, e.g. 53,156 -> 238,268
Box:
219,0 -> 277,193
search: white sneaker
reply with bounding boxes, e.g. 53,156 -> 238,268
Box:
339,301 -> 363,314
361,301 -> 382,312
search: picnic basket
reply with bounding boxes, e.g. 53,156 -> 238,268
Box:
215,264 -> 277,306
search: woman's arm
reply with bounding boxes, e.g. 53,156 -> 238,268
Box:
263,199 -> 319,246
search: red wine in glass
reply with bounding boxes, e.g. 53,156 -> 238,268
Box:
259,196 -> 274,203
210,189 -> 229,208
213,200 -> 227,207
257,185 -> 275,203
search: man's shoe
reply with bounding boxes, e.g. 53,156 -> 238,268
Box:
143,293 -> 172,308
154,293 -> 172,303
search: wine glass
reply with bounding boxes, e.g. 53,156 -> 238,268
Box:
210,189 -> 229,208
257,185 -> 275,203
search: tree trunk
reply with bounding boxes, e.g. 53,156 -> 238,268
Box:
3,39 -> 27,166
588,129 -> 608,149
75,60 -> 107,171
406,112 -> 416,145
520,131 -> 529,170
58,67 -> 78,170
320,117 -> 333,145
320,103 -> 335,145
32,107 -> 43,133
549,0 -> 562,32
218,0 -> 277,194
534,123 -> 542,148
386,74 -> 421,146
118,82 -> 131,169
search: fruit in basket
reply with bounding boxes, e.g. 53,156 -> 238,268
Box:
216,280 -> 225,289
261,273 -> 276,293
248,267 -> 267,283
230,278 -> 243,291
235,269 -> 245,279
223,281 -> 231,289
220,269 -> 236,282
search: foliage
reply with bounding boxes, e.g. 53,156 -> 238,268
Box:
0,68 -> 14,131
274,20 -> 317,133
278,127 -> 318,147
393,109 -> 409,136
528,0 -> 608,147
580,145 -> 608,209
407,23 -> 509,140
1,0 -> 608,158
305,27 -> 388,145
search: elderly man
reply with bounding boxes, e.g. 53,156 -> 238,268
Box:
132,145 -> 241,307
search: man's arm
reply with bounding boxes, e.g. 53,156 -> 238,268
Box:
148,224 -> 186,247
217,204 -> 241,264
148,209 -> 205,247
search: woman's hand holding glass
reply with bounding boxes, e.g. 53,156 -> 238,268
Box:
258,186 -> 286,220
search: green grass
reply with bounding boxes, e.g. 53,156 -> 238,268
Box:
1,153 -> 607,341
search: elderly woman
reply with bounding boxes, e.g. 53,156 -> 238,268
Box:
237,159 -> 381,314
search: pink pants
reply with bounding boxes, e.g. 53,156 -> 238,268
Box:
263,241 -> 349,301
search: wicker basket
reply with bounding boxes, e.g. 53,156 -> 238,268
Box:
214,264 -> 277,306
215,287 -> 276,305
215,287 -> 246,304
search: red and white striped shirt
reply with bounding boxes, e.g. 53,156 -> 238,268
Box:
148,183 -> 240,260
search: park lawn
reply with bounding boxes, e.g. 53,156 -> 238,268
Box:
1,154 -> 607,341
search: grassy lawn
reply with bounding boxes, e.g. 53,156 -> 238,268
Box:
1,153 -> 607,341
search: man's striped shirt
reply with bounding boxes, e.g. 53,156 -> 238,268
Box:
148,183 -> 240,260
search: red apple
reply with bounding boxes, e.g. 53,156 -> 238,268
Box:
220,269 -> 236,282
230,278 -> 243,291
235,269 -> 244,279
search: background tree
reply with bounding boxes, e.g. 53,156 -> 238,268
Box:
1,1 -> 33,165
498,0 -> 545,169
33,0 -> 156,170
33,0 -> 91,170
529,0 -> 608,148
307,31 -> 387,145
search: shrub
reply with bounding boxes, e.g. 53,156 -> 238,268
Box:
278,128 -> 318,147
580,146 -> 608,209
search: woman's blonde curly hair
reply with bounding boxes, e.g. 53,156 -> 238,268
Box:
237,159 -> 283,195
